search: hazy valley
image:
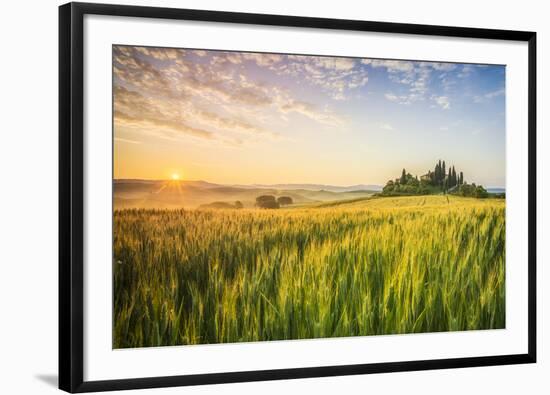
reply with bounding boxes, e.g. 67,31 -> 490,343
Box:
114,179 -> 382,209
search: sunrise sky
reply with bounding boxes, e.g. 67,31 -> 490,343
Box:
113,45 -> 506,187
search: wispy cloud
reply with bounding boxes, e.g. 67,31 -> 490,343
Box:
276,54 -> 368,100
113,46 -> 347,147
430,62 -> 457,71
384,92 -> 412,105
485,88 -> 505,99
115,108 -> 215,141
114,137 -> 142,144
432,95 -> 451,110
457,64 -> 474,79
375,61 -> 436,105
474,88 -> 505,103
278,99 -> 343,126
361,59 -> 414,72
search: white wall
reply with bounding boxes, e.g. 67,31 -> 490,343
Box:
0,0 -> 546,393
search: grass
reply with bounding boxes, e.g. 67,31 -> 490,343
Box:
113,195 -> 505,348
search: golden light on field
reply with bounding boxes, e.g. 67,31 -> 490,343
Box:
113,195 -> 506,347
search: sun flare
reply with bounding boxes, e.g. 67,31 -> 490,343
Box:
171,173 -> 180,180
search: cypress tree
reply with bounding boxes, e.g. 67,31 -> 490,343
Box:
442,161 -> 446,187
401,168 -> 407,184
452,166 -> 457,187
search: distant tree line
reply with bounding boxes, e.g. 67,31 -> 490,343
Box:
456,183 -> 489,198
382,160 -> 489,198
255,195 -> 294,209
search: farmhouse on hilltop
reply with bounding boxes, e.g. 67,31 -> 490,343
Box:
420,172 -> 432,182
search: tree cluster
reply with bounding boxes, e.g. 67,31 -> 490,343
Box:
255,195 -> 294,209
429,160 -> 463,190
456,183 -> 488,198
381,160 -> 487,198
382,170 -> 430,195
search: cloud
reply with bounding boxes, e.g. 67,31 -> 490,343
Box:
274,54 -> 368,100
384,92 -> 412,105
432,95 -> 451,110
369,61 -> 462,106
209,52 -> 284,68
114,46 -> 180,98
314,57 -> 356,71
133,46 -> 186,61
242,52 -> 283,66
114,84 -> 280,145
473,88 -> 505,103
379,122 -> 394,131
430,62 -> 457,71
115,109 -> 215,141
115,46 -> 274,108
362,59 -> 414,72
440,75 -> 457,91
191,107 -> 277,138
369,61 -> 435,105
279,99 -> 343,126
457,64 -> 474,79
113,45 -> 355,147
114,137 -> 142,144
485,88 -> 505,99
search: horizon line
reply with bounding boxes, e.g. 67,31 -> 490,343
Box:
113,178 -> 506,189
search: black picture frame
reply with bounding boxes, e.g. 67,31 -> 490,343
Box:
59,2 -> 537,392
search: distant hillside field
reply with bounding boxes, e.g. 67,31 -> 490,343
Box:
113,179 -> 378,209
114,195 -> 505,348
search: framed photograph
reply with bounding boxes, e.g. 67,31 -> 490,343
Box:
59,2 -> 536,392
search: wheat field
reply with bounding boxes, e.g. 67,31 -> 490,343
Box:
113,195 -> 505,348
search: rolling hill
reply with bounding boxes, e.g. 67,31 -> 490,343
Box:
230,183 -> 382,192
114,179 -> 379,209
